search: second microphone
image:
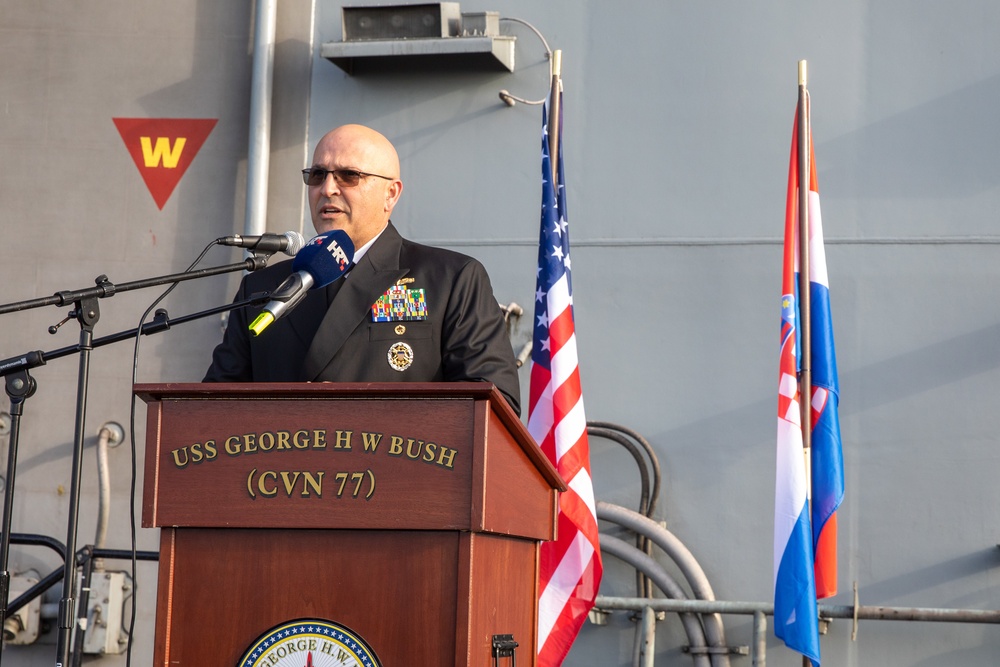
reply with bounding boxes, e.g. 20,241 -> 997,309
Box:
249,230 -> 355,337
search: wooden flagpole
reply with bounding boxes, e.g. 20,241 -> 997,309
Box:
548,50 -> 562,183
797,60 -> 813,486
798,59 -> 814,667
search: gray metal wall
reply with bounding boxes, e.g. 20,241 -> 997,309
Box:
1,1 -> 999,665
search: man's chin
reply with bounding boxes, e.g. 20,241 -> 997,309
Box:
312,221 -> 344,236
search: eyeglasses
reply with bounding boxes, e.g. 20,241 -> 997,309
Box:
301,166 -> 395,187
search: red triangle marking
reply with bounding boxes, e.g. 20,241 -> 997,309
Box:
113,118 -> 218,210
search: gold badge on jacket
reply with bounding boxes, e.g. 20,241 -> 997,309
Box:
387,342 -> 414,371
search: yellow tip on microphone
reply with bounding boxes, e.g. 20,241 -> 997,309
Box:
249,311 -> 275,337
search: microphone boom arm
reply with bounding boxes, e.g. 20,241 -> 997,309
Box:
0,293 -> 271,378
0,255 -> 270,315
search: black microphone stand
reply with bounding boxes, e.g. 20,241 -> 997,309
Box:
0,256 -> 270,315
0,254 -> 270,667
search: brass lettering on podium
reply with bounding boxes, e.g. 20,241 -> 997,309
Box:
172,429 -> 456,468
386,436 -> 457,469
169,427 -> 455,502
243,468 -> 376,501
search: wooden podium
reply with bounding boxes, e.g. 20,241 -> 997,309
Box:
137,382 -> 564,667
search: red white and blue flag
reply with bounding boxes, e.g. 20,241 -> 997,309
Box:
774,102 -> 844,666
528,93 -> 602,667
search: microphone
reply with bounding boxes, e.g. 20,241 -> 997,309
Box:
248,229 -> 355,337
217,231 -> 306,256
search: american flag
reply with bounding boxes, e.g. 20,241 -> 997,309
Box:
527,93 -> 602,667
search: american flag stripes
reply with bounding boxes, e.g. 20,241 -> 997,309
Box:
528,94 -> 602,667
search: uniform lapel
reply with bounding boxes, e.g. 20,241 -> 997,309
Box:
301,223 -> 409,380
285,289 -> 328,348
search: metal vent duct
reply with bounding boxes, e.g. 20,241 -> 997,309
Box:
342,3 -> 461,41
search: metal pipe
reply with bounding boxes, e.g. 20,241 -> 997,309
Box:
599,534 -> 710,667
752,611 -> 766,667
589,421 -> 663,601
824,605 -> 1000,624
94,427 -> 110,561
588,427 -> 651,519
588,421 -> 662,518
595,595 -> 1000,624
640,605 -> 656,667
598,502 -> 731,667
244,0 -> 278,237
7,534 -> 65,560
588,426 -> 651,600
597,597 -> 770,615
93,422 -> 123,571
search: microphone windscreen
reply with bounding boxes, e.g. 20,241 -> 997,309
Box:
292,230 -> 356,288
282,231 -> 307,256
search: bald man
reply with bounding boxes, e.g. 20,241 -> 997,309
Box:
203,125 -> 521,415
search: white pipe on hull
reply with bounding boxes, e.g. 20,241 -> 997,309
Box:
244,0 -> 278,237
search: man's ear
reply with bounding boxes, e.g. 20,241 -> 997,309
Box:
385,180 -> 403,212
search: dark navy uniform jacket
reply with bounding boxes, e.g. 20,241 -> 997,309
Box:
203,222 -> 521,416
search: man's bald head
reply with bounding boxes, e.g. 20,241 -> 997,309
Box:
307,124 -> 403,247
313,125 -> 400,179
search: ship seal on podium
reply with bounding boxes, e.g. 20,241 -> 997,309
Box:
237,619 -> 382,667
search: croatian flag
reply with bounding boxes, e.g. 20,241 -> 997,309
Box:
803,126 -> 845,603
774,102 -> 843,666
528,93 -> 602,667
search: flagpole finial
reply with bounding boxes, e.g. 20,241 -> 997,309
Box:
798,60 -> 808,87
552,49 -> 562,79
